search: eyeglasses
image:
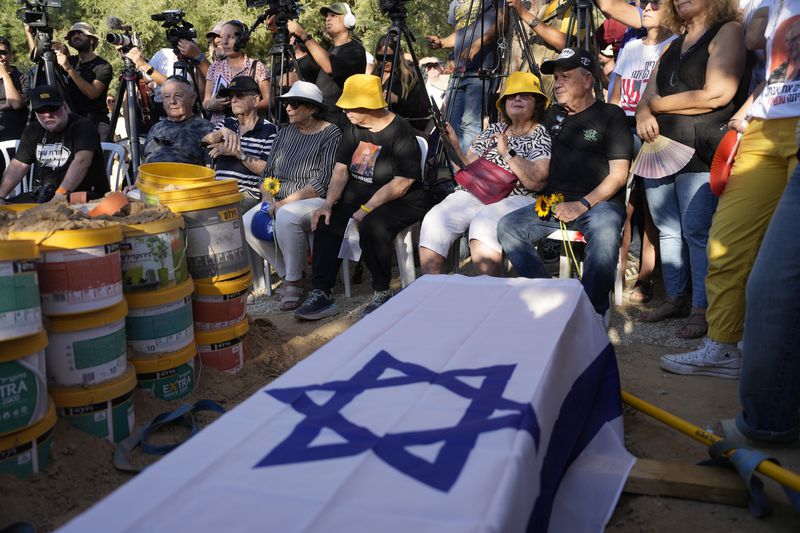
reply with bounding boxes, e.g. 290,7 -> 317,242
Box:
550,113 -> 566,140
641,0 -> 661,8
35,105 -> 61,114
0,50 -> 9,57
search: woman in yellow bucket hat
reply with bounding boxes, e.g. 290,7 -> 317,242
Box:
418,71 -> 551,276
294,74 -> 433,320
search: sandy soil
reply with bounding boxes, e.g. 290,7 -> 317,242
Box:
2,267 -> 799,532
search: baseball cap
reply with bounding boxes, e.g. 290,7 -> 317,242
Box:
419,56 -> 441,67
30,85 -> 65,111
206,21 -> 225,38
66,22 -> 99,40
540,47 -> 597,75
217,76 -> 260,97
320,2 -> 351,16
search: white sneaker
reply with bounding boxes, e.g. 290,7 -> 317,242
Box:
660,338 -> 741,379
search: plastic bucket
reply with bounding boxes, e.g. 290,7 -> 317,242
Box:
0,203 -> 37,214
0,332 -> 49,436
130,343 -> 197,402
46,300 -> 128,387
120,215 -> 188,292
138,162 -> 215,186
0,240 -> 42,341
50,365 -> 136,443
126,279 -> 194,357
0,398 -> 56,478
193,270 -> 252,331
196,319 -> 249,373
10,226 -> 123,316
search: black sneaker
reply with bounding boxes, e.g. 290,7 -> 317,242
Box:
362,290 -> 393,318
294,289 -> 339,321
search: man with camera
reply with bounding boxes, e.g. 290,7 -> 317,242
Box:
287,3 -> 366,118
0,85 -> 109,204
52,22 -> 113,140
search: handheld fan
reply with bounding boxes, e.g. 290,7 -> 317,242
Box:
631,135 -> 696,179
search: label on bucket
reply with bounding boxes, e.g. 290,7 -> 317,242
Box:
47,319 -> 127,387
192,289 -> 247,330
127,295 -> 194,354
183,205 -> 247,280
198,335 -> 245,374
39,245 -> 123,315
121,228 -> 188,292
138,360 -> 195,402
0,262 -> 42,341
0,426 -> 54,478
61,389 -> 135,443
0,358 -> 43,435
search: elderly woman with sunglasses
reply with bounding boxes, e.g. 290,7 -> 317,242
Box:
635,0 -> 744,339
242,82 -> 341,311
419,72 -> 550,277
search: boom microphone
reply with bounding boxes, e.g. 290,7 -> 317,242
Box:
106,16 -> 124,30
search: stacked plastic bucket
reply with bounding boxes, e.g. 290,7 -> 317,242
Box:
0,239 -> 55,478
137,163 -> 252,373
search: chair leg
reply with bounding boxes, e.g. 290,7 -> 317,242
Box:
559,255 -> 571,279
613,258 -> 623,307
341,259 -> 352,298
394,225 -> 417,288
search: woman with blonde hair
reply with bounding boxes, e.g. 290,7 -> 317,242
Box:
635,0 -> 744,338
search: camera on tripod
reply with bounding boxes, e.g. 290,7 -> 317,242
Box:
106,19 -> 142,54
246,0 -> 300,19
151,10 -> 198,52
15,0 -> 61,29
379,0 -> 407,17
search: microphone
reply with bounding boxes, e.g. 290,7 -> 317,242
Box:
107,16 -> 124,30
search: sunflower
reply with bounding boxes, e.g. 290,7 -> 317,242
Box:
535,195 -> 550,218
548,192 -> 565,207
261,176 -> 281,197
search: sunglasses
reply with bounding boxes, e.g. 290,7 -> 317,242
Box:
641,0 -> 661,7
508,93 -> 536,101
0,50 -> 9,57
283,99 -> 304,108
35,105 -> 61,114
550,114 -> 566,140
424,63 -> 440,69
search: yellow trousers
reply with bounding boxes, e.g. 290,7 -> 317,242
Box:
706,117 -> 799,343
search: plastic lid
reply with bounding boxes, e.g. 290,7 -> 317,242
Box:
138,162 -> 215,182
194,270 -> 253,296
121,215 -> 185,237
0,203 -> 37,214
0,398 -> 56,451
195,318 -> 250,346
130,342 -> 197,373
125,278 -> 194,308
47,300 -> 128,333
10,225 -> 122,250
0,331 -> 48,363
50,365 -> 137,407
0,239 -> 38,261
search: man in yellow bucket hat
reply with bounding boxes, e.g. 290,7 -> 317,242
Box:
294,74 -> 432,320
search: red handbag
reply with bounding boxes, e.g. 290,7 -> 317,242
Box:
454,157 -> 518,204
710,130 -> 742,197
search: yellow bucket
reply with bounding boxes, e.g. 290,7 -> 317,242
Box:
193,270 -> 252,330
125,278 -> 195,357
196,318 -> 250,373
130,342 -> 197,402
0,331 -> 49,436
138,162 -> 215,184
0,398 -> 56,478
120,215 -> 189,292
0,240 -> 42,341
0,203 -> 37,214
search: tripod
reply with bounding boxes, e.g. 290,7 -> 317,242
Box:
108,55 -> 145,175
29,27 -> 75,113
173,56 -> 204,116
562,0 -> 604,100
498,5 -> 541,81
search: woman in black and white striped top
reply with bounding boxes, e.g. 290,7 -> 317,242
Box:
243,82 -> 342,311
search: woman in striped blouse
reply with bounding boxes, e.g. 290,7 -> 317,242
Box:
243,82 -> 342,311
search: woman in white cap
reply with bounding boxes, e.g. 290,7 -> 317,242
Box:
242,82 -> 342,311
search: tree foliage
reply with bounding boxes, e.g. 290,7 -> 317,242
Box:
1,0 -> 453,90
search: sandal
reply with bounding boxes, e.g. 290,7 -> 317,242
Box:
678,309 -> 708,339
279,285 -> 304,312
638,296 -> 690,323
626,280 -> 653,304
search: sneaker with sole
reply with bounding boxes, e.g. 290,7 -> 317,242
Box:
362,290 -> 393,317
660,338 -> 740,379
294,289 -> 339,321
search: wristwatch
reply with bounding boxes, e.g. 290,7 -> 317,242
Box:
528,16 -> 540,29
578,197 -> 592,210
299,34 -> 312,44
144,66 -> 155,76
239,152 -> 248,162
507,148 -> 517,159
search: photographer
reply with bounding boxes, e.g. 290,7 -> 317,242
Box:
204,20 -> 270,126
286,3 -> 366,117
0,36 -> 30,143
0,85 -> 109,204
52,22 -> 113,139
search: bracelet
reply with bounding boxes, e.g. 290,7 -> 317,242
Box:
299,34 -> 312,44
578,197 -> 592,210
359,204 -> 372,214
193,53 -> 206,63
528,16 -> 540,29
144,66 -> 155,76
56,186 -> 70,196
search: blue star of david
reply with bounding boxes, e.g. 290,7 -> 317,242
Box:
254,350 -> 540,492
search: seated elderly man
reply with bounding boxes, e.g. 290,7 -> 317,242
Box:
202,76 -> 278,210
0,85 -> 109,204
497,48 -> 633,317
143,76 -> 214,166
294,74 -> 432,320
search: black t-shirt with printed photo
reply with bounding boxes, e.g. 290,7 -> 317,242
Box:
542,101 -> 632,206
15,113 -> 109,195
335,114 -> 421,205
66,55 -> 113,123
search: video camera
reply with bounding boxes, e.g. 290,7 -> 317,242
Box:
246,0 -> 300,21
151,10 -> 198,51
15,0 -> 61,30
379,0 -> 407,17
106,17 -> 142,53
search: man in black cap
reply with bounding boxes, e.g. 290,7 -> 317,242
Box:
202,76 -> 278,209
0,85 -> 109,204
286,3 -> 366,118
497,47 -> 633,317
52,22 -> 114,139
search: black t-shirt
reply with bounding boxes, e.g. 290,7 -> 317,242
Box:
385,71 -> 431,132
295,54 -> 321,84
0,66 -> 31,141
316,40 -> 367,107
335,114 -> 421,205
15,113 -> 109,195
542,101 -> 632,206
66,55 -> 113,123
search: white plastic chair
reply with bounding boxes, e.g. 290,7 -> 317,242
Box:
340,136 -> 428,297
101,142 -> 131,191
0,139 -> 32,197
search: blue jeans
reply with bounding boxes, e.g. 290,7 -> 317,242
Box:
449,76 -> 488,153
644,171 -> 717,308
736,163 -> 800,444
497,201 -> 626,315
